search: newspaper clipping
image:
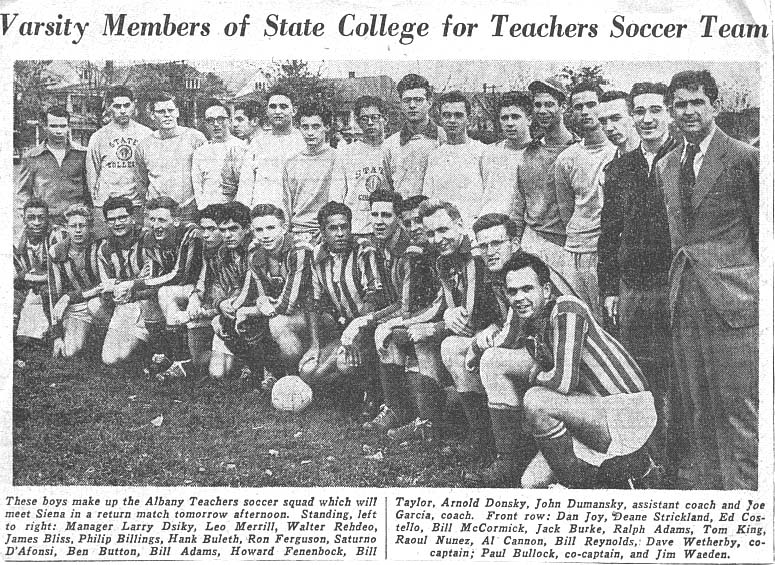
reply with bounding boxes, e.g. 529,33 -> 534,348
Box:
2,0 -> 773,562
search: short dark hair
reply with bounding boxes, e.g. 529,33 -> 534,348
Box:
23,197 -> 49,214
217,201 -> 251,228
472,213 -> 518,238
102,196 -> 134,219
397,73 -> 432,98
600,90 -> 631,112
265,86 -> 296,106
148,92 -> 176,112
438,90 -> 471,115
498,91 -> 533,116
529,82 -> 565,105
503,252 -> 551,286
297,100 -> 332,127
570,82 -> 603,103
146,196 -> 179,215
317,201 -> 352,228
369,189 -> 402,209
200,204 -> 223,223
417,198 -> 461,222
233,100 -> 261,121
667,70 -> 719,104
106,86 -> 134,104
354,95 -> 388,118
398,195 -> 428,214
202,98 -> 229,117
44,105 -> 70,123
629,82 -> 668,107
251,203 -> 286,223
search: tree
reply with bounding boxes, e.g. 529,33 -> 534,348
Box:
13,61 -> 54,147
559,64 -> 610,88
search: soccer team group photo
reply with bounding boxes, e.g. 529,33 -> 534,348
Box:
11,59 -> 759,490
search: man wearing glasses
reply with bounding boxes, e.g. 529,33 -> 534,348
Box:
331,96 -> 393,237
384,74 -> 445,198
86,86 -> 151,237
136,92 -> 206,224
192,99 -> 245,210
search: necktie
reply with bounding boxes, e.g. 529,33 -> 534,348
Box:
680,142 -> 699,222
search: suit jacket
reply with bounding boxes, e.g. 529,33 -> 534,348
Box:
656,127 -> 758,328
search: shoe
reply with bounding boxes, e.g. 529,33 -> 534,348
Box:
239,366 -> 259,392
156,361 -> 187,386
144,353 -> 172,380
387,418 -> 439,444
261,373 -> 278,392
363,405 -> 402,432
464,455 -> 520,487
628,457 -> 667,489
361,397 -> 380,420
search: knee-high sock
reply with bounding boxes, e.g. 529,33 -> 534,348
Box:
489,407 -> 535,469
168,325 -> 190,362
535,427 -> 598,488
411,373 -> 444,423
379,363 -> 410,416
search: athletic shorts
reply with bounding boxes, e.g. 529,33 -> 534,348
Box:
572,391 -> 657,467
17,290 -> 49,340
64,300 -> 93,325
211,332 -> 232,355
108,302 -> 149,342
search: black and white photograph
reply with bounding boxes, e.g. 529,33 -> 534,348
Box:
11,58 -> 761,492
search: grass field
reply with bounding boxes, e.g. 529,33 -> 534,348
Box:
13,339 -> 474,488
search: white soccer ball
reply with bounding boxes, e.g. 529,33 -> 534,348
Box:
271,375 -> 313,413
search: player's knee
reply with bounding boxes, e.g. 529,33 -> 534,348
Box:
439,336 -> 460,369
522,386 -> 555,429
520,456 -> 555,489
102,345 -> 121,366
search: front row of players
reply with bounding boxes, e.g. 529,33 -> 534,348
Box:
16,193 -> 660,489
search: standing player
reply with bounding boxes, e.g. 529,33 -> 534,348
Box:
282,101 -> 337,240
222,101 -> 261,201
478,253 -> 659,489
481,91 -> 533,217
136,93 -> 206,223
17,106 -> 89,225
554,82 -> 616,322
300,202 -> 386,414
49,204 -> 105,359
86,86 -> 152,236
423,91 -> 485,230
331,95 -> 392,237
192,99 -> 245,210
236,88 -> 306,210
384,74 -> 445,198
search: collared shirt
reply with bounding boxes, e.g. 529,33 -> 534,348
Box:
235,129 -> 306,209
497,295 -> 647,396
680,123 -> 716,176
312,237 -> 384,324
86,120 -> 152,207
383,120 -> 445,197
237,233 -> 313,315
641,133 -> 671,173
17,141 -> 89,218
136,127 -> 207,208
192,136 -> 245,209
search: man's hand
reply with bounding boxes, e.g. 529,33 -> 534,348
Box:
52,295 -> 70,324
475,325 -> 499,351
112,281 -> 133,304
211,315 -> 224,337
235,306 -> 256,331
52,337 -> 65,359
340,316 -> 370,347
444,306 -> 473,336
408,322 -> 437,343
186,293 -> 203,321
220,298 -> 237,318
374,322 -> 395,353
299,345 -> 320,373
256,295 -> 277,317
604,295 -> 619,327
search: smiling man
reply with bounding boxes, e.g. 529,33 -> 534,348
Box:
136,93 -> 206,224
87,86 -> 152,236
656,70 -> 758,490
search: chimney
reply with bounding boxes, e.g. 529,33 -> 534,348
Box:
349,71 -> 356,79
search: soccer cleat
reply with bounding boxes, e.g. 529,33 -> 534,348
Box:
362,405 -> 401,432
261,373 -> 278,392
387,418 -> 439,444
464,455 -> 521,487
144,353 -> 172,381
155,361 -> 187,386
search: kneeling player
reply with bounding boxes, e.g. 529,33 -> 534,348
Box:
478,253 -> 660,488
49,204 -> 106,358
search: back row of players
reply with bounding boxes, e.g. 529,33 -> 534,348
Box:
15,69 -> 758,490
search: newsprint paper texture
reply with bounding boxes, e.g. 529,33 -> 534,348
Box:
0,0 -> 773,563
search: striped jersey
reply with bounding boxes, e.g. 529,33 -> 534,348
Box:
237,233 -> 313,315
399,237 -> 498,336
498,295 -> 647,396
312,237 -> 385,324
369,227 -> 411,323
194,244 -> 224,311
133,223 -> 203,291
14,227 -> 64,291
48,237 -> 103,305
212,233 -> 253,307
97,227 -> 146,283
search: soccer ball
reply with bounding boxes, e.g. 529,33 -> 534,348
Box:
271,375 -> 313,413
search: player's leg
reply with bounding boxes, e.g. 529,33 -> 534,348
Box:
102,303 -> 146,366
441,335 -> 493,462
300,339 -> 341,385
365,325 -> 412,432
61,303 -> 92,358
268,312 -> 307,373
187,322 -> 214,377
156,285 -> 196,381
209,332 -> 235,381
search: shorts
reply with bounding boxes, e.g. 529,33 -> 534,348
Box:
17,290 -> 49,340
64,300 -> 93,325
108,302 -> 149,342
211,332 -> 233,355
572,391 -> 657,467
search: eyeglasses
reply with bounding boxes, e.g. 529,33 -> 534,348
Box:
358,114 -> 384,123
476,239 -> 509,251
205,116 -> 229,125
106,214 -> 130,223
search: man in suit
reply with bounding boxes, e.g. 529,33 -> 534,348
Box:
657,70 -> 758,490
